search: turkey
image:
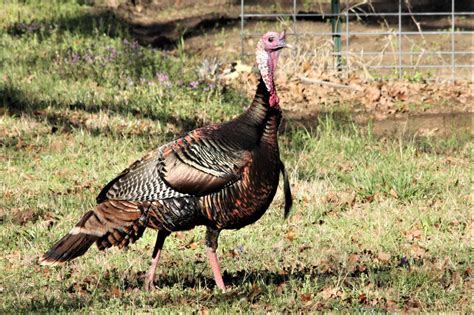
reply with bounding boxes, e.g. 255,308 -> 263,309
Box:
40,31 -> 292,292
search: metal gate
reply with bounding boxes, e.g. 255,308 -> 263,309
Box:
239,0 -> 473,81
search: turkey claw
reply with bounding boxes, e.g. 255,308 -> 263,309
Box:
144,275 -> 155,292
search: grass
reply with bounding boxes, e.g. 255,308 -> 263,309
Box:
1,1 -> 473,313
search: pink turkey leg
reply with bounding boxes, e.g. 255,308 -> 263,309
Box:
144,249 -> 162,291
144,231 -> 168,291
207,247 -> 226,291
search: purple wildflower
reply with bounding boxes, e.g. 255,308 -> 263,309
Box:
105,47 -> 117,63
204,83 -> 216,92
123,38 -> 140,51
235,245 -> 245,254
189,81 -> 199,89
156,72 -> 169,83
70,52 -> 81,64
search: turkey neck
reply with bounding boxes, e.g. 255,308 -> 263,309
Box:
239,76 -> 282,145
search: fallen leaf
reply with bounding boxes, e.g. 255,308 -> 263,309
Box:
410,244 -> 426,258
110,286 -> 121,297
175,231 -> 186,239
302,61 -> 312,73
285,230 -> 296,241
359,293 -> 367,304
348,254 -> 359,264
465,267 -> 472,277
275,282 -> 286,296
318,287 -> 338,300
365,86 -> 381,102
189,242 -> 199,250
405,226 -> 422,241
357,265 -> 367,273
389,188 -> 399,199
378,252 -> 391,262
386,299 -> 397,310
301,293 -> 312,302
450,271 -> 461,288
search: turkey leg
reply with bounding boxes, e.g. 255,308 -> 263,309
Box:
144,230 -> 169,291
205,227 -> 226,291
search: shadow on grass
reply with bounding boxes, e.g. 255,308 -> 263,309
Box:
0,84 -> 203,136
126,262 -> 400,293
6,9 -> 129,41
6,6 -> 239,49
2,297 -> 91,314
7,262 -> 404,312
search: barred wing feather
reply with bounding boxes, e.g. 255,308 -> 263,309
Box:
97,129 -> 249,202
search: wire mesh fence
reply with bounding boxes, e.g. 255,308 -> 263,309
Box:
239,0 -> 473,81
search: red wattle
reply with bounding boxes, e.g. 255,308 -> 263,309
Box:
269,94 -> 279,107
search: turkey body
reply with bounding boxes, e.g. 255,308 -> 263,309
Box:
41,31 -> 292,292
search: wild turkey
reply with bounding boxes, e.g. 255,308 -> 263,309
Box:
40,31 -> 292,291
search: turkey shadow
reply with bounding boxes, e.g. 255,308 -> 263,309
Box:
6,261 -> 409,312
127,262 -> 397,293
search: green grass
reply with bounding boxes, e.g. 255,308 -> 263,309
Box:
1,1 -> 473,313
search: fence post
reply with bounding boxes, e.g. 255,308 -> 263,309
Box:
331,0 -> 341,70
240,0 -> 244,61
451,0 -> 455,81
398,0 -> 403,79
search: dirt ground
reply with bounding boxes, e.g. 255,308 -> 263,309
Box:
109,1 -> 473,136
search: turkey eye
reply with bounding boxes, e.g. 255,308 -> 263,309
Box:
268,37 -> 274,43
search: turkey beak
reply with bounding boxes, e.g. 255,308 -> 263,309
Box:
278,41 -> 292,50
278,31 -> 292,49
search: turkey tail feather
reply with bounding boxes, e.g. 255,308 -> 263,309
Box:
40,210 -> 102,266
280,160 -> 293,219
40,201 -> 144,266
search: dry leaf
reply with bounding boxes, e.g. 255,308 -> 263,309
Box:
378,252 -> 391,262
405,226 -> 422,241
276,282 -> 286,296
301,293 -> 312,302
318,287 -> 338,300
302,61 -> 312,73
110,286 -> 121,297
410,244 -> 426,258
365,86 -> 381,102
389,188 -> 399,199
285,230 -> 296,241
348,254 -> 359,264
189,242 -> 199,250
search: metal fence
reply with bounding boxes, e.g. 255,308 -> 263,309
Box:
239,0 -> 474,81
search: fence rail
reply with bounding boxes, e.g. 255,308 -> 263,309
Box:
239,0 -> 474,81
